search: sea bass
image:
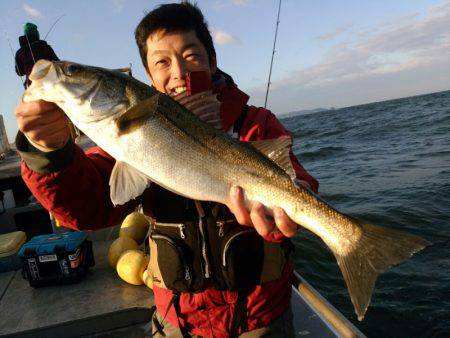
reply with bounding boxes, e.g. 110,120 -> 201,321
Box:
23,60 -> 430,320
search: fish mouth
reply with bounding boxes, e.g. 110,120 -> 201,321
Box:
29,60 -> 54,81
23,60 -> 61,104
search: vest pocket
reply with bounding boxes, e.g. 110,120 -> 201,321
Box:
149,231 -> 194,292
220,228 -> 264,290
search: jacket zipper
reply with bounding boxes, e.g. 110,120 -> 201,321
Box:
198,217 -> 211,278
222,230 -> 255,267
155,222 -> 186,239
194,201 -> 211,279
216,219 -> 235,238
151,232 -> 192,281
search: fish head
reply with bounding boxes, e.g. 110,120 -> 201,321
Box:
24,60 -> 130,126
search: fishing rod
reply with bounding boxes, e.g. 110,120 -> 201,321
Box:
264,0 -> 282,108
44,14 -> 66,40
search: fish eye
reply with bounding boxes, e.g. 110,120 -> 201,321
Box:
65,64 -> 81,75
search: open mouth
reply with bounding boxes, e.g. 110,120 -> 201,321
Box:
169,86 -> 187,97
29,60 -> 53,81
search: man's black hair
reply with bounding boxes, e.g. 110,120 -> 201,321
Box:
135,1 -> 216,72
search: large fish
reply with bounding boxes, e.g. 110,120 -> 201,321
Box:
23,60 -> 430,320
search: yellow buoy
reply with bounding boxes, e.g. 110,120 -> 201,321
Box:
108,236 -> 139,268
142,269 -> 153,289
119,212 -> 150,244
116,249 -> 149,285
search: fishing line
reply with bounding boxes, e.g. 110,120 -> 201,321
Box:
3,30 -> 26,88
44,14 -> 66,40
24,32 -> 36,64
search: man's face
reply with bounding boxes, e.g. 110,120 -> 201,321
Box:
145,29 -> 216,96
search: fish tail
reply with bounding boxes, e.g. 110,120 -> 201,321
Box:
334,221 -> 430,321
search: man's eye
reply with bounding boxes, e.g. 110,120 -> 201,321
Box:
155,60 -> 167,67
185,53 -> 199,60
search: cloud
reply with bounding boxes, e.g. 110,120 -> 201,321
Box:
111,0 -> 126,13
316,24 -> 353,42
23,4 -> 43,18
231,0 -> 251,5
213,30 -> 241,45
248,0 -> 450,113
212,0 -> 250,10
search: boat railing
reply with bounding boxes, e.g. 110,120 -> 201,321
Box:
292,271 -> 366,338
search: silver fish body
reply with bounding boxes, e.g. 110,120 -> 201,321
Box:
24,60 -> 430,320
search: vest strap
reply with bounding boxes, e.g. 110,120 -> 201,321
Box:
173,291 -> 191,338
151,292 -> 190,337
230,289 -> 250,337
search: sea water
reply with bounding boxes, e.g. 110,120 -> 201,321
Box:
283,90 -> 450,337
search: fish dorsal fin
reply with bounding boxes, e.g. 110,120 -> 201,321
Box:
250,137 -> 296,180
115,95 -> 161,135
109,160 -> 151,206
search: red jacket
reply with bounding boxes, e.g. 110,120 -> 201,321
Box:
19,84 -> 318,337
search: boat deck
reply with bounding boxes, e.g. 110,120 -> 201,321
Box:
0,240 -> 153,337
0,239 -> 362,337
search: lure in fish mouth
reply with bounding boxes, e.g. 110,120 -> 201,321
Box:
23,60 -> 431,321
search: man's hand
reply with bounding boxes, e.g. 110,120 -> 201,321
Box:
15,100 -> 70,150
227,186 -> 300,238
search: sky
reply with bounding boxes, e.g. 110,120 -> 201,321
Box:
1,0 -> 450,141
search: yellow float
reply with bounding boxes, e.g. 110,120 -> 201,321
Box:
119,212 -> 150,244
107,236 -> 139,268
116,249 -> 149,285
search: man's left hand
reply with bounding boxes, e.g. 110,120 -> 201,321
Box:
227,186 -> 300,238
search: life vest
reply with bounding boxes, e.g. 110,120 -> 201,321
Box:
146,189 -> 293,293
144,105 -> 292,293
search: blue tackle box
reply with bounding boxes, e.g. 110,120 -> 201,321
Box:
18,231 -> 94,287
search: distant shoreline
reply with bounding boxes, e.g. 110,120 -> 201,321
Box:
283,88 -> 450,118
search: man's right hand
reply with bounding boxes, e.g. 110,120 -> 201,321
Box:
15,100 -> 70,150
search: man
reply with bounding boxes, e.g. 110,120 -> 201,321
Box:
15,22 -> 59,88
15,2 -> 318,337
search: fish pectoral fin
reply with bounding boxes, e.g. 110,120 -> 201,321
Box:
115,95 -> 162,135
109,161 -> 151,206
250,137 -> 296,180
